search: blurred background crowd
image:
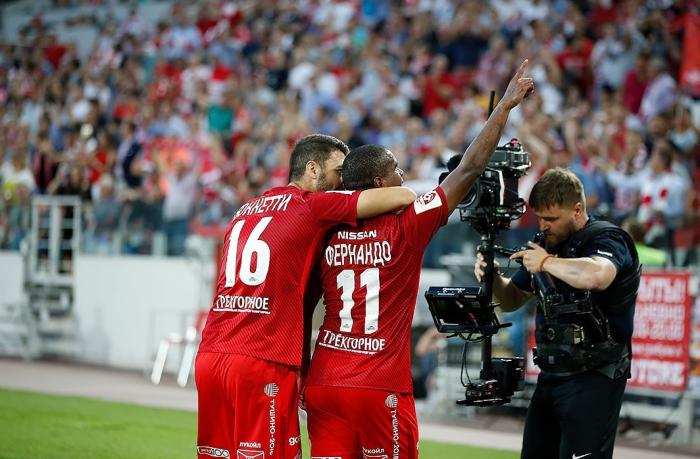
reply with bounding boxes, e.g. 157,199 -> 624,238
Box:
0,0 -> 698,264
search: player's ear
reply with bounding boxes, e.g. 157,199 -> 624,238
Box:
373,176 -> 383,188
305,160 -> 319,179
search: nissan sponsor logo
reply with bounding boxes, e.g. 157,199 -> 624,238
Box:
197,446 -> 230,458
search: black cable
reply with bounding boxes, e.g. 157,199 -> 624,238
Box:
460,341 -> 472,388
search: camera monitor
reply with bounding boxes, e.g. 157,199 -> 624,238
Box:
425,286 -> 500,335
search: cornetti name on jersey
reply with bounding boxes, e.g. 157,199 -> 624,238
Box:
319,329 -> 386,354
234,193 -> 292,218
325,241 -> 392,267
214,295 -> 271,314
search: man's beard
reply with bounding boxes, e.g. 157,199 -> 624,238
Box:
547,220 -> 577,249
315,172 -> 333,192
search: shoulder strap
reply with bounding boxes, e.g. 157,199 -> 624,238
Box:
559,220 -> 620,258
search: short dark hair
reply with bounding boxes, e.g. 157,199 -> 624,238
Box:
288,134 -> 350,181
529,168 -> 586,211
342,144 -> 393,190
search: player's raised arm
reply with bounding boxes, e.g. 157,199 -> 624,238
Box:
356,186 -> 417,219
440,59 -> 534,213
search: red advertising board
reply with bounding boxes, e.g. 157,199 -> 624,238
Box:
629,271 -> 692,392
524,272 -> 693,391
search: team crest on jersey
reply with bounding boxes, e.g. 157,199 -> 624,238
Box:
263,383 -> 279,397
236,449 -> 263,459
385,394 -> 398,409
413,191 -> 442,214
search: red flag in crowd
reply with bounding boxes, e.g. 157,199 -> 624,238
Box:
680,13 -> 700,96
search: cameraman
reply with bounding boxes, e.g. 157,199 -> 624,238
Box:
475,168 -> 640,459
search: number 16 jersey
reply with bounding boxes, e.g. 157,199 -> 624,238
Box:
198,185 -> 360,368
306,187 -> 449,394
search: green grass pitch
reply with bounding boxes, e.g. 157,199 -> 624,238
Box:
0,388 -> 518,458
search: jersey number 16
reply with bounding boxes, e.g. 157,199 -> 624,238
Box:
224,217 -> 272,287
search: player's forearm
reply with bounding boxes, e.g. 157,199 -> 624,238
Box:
356,187 -> 417,219
542,257 -> 614,291
441,105 -> 512,211
461,105 -> 511,174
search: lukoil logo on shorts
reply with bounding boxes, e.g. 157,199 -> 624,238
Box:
197,446 -> 230,458
362,447 -> 388,459
264,383 -> 279,398
385,394 -> 398,409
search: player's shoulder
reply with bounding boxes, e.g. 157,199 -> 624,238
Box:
411,187 -> 446,216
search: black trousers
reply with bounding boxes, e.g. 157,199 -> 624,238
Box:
521,371 -> 627,459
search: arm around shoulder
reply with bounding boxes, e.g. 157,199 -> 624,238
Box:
356,186 -> 417,219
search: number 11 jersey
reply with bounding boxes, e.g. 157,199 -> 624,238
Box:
306,187 -> 449,394
198,185 -> 360,368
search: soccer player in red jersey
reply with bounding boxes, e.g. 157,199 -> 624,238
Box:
304,61 -> 535,458
195,134 -> 417,459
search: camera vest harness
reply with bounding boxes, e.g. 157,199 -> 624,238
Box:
533,220 -> 641,378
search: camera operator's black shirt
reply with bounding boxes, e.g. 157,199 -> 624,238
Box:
510,219 -> 636,343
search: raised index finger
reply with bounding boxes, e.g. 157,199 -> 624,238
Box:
513,59 -> 529,80
510,250 -> 525,260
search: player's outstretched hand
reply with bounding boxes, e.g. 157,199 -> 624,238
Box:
500,59 -> 535,110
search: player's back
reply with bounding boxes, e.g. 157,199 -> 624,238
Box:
307,187 -> 448,393
199,185 -> 359,367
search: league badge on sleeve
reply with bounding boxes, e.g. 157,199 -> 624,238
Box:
413,190 -> 442,214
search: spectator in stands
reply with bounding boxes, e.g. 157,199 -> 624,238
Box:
1,148 -> 36,199
639,57 -> 677,121
621,52 -> 649,115
599,139 -> 689,258
162,157 -> 198,256
89,174 -> 120,254
622,217 -> 668,267
5,182 -> 32,250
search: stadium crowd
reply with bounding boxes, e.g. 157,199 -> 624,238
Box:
0,0 -> 698,263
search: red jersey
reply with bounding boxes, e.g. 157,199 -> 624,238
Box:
306,187 -> 449,393
198,185 -> 360,367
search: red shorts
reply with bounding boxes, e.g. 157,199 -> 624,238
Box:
305,385 -> 419,459
195,352 -> 301,459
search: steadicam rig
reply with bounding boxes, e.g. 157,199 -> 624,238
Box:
430,130 -> 531,406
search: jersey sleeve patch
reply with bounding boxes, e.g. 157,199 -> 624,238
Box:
413,190 -> 442,214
